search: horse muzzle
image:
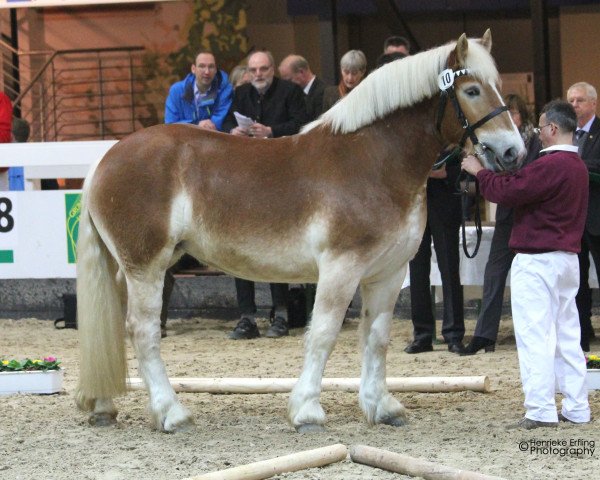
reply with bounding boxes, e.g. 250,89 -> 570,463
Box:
475,141 -> 525,173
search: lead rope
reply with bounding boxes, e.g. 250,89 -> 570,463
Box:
457,170 -> 482,258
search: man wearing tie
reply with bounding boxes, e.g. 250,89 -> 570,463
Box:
567,81 -> 600,351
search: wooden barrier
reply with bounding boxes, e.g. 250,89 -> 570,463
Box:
127,376 -> 490,393
349,445 -> 506,480
183,443 -> 348,480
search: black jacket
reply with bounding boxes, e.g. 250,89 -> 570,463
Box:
305,77 -> 326,121
223,77 -> 308,137
581,116 -> 600,234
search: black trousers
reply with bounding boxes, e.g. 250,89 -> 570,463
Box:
575,229 -> 600,342
409,218 -> 464,344
473,218 -> 514,341
235,278 -> 288,317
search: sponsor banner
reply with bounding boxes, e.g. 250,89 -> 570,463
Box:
0,191 -> 78,279
65,193 -> 81,264
0,0 -> 178,9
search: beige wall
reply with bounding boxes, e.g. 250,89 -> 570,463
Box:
560,5 -> 600,100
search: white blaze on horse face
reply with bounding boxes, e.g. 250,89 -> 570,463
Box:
487,82 -> 526,169
458,79 -> 525,171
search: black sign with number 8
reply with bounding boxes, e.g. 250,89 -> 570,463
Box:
0,197 -> 15,233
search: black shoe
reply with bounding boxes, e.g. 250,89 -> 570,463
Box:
506,417 -> 558,430
229,317 -> 260,340
404,341 -> 433,354
447,342 -> 465,354
460,336 -> 496,356
558,413 -> 591,424
265,316 -> 289,338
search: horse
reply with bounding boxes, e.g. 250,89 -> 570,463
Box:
75,30 -> 525,433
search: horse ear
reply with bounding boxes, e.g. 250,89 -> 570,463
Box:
454,33 -> 469,67
480,29 -> 492,52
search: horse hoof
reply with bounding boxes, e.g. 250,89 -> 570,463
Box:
296,423 -> 326,434
88,412 -> 117,427
381,415 -> 408,427
164,420 -> 195,433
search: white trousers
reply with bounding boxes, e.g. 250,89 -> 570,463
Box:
511,252 -> 590,423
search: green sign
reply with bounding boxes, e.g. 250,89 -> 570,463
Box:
65,193 -> 81,264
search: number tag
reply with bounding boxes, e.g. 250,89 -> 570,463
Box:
438,69 -> 455,91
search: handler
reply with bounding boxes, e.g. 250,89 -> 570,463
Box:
462,100 -> 591,429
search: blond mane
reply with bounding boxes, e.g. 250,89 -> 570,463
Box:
302,38 -> 499,135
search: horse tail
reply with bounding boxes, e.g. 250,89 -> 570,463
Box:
75,165 -> 127,411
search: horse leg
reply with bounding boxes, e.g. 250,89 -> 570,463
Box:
126,274 -> 194,432
289,265 -> 361,433
358,267 -> 408,427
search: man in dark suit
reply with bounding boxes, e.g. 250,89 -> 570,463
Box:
278,54 -> 326,121
404,153 -> 465,354
568,81 -> 600,352
222,50 -> 308,340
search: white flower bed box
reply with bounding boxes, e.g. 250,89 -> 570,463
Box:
0,369 -> 64,395
587,369 -> 600,390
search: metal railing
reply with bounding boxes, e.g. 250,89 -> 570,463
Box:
1,41 -> 165,141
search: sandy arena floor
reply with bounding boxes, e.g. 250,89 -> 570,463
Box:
1,315 -> 599,480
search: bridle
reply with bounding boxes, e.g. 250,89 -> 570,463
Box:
433,67 -> 509,170
433,67 -> 509,258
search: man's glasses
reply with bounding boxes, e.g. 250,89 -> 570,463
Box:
533,123 -> 553,135
248,66 -> 272,75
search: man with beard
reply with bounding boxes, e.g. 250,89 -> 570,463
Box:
222,50 -> 308,340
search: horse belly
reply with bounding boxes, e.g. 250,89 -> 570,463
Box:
184,232 -> 320,284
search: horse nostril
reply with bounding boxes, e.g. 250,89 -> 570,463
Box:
503,146 -> 518,163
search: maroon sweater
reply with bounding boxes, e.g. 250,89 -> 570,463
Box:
476,148 -> 588,254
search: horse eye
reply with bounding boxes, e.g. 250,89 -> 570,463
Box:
464,86 -> 480,97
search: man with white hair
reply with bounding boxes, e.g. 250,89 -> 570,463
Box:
222,50 -> 308,340
567,81 -> 600,352
278,54 -> 326,121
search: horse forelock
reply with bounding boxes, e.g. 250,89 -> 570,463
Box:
302,38 -> 499,135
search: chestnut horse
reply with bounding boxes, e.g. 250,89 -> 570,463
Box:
76,31 -> 524,433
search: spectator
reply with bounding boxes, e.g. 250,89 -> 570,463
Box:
222,50 -> 308,339
160,51 -> 233,337
0,92 -> 13,190
403,149 -> 465,354
322,50 -> 367,112
278,54 -> 326,121
567,81 -> 600,352
462,94 -> 541,355
165,50 -> 233,130
375,51 -> 406,68
462,99 -> 591,429
383,35 -> 411,55
230,65 -> 250,88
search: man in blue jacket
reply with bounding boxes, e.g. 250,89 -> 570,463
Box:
164,50 -> 233,131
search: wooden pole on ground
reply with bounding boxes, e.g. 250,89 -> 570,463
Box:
349,445 -> 506,480
182,443 -> 348,480
127,376 -> 490,394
